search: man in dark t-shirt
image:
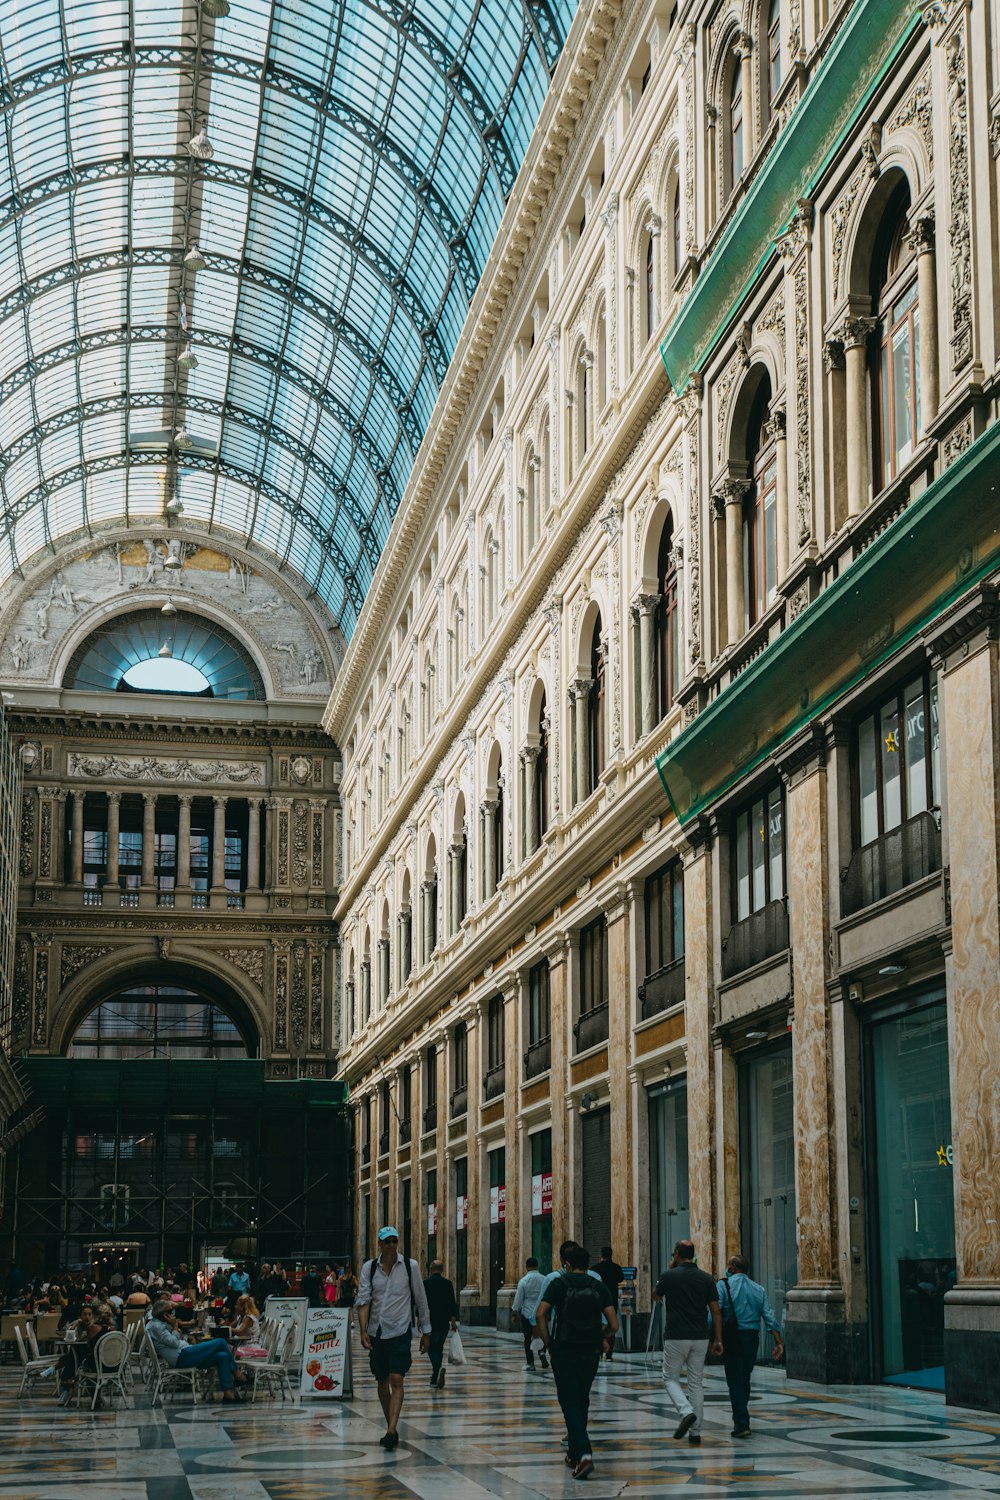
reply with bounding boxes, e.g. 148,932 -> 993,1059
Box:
652,1240 -> 723,1446
591,1246 -> 623,1361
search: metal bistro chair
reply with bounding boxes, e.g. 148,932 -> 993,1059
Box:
33,1313 -> 61,1354
14,1325 -> 58,1398
1,1314 -> 33,1364
237,1320 -> 295,1404
145,1329 -> 208,1406
76,1330 -> 131,1411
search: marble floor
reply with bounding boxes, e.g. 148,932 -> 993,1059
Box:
2,1328 -> 1000,1499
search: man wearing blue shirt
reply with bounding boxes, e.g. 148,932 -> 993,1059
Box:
717,1254 -> 784,1437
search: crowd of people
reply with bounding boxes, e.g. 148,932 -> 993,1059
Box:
6,1238 -> 783,1477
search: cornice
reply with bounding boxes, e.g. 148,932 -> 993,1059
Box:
7,706 -> 335,752
323,0 -> 627,738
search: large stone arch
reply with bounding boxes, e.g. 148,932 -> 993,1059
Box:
52,946 -> 268,1058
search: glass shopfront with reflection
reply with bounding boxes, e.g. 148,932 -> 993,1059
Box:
738,1040 -> 797,1333
864,992 -> 955,1389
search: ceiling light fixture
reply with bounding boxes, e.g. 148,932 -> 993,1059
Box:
187,128 -> 214,161
878,962 -> 906,976
745,1029 -> 768,1041
201,0 -> 231,15
173,427 -> 193,450
177,344 -> 199,371
184,243 -> 206,273
165,497 -> 185,517
160,600 -> 178,618
158,642 -> 173,658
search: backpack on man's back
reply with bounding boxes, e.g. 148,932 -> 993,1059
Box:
555,1274 -> 605,1348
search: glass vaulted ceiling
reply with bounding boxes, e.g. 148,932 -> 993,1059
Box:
0,0 -> 576,632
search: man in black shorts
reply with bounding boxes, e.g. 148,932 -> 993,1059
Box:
356,1227 -> 432,1449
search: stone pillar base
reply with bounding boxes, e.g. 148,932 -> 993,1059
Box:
784,1287 -> 866,1384
945,1290 -> 1000,1412
459,1286 -> 492,1326
495,1284 -> 516,1332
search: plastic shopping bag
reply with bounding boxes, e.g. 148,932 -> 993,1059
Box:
448,1328 -> 467,1366
530,1335 -> 545,1355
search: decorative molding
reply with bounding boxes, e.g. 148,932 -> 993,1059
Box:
219,946 -> 266,989
67,753 -> 264,785
59,942 -> 115,986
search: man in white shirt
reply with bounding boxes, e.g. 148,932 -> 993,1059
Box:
512,1257 -> 548,1371
356,1226 -> 432,1450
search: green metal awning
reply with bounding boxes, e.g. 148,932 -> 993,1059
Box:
656,422 -> 1000,824
660,0 -> 919,392
17,1057 -> 348,1112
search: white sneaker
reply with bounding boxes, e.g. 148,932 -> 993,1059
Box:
524,1363 -> 535,1371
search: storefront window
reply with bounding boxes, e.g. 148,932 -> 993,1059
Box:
488,1146 -> 506,1315
455,1156 -> 468,1290
648,1078 -> 689,1280
867,997 -> 954,1387
426,1167 -> 437,1264
530,1129 -> 552,1271
739,1042 -> 797,1331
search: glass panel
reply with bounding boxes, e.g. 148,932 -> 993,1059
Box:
740,1044 -> 797,1333
767,787 -> 784,901
881,701 -> 902,830
672,868 -> 685,961
891,320 -> 913,470
870,1001 -> 954,1386
929,677 -> 940,805
859,714 -> 879,844
763,461 -> 778,603
751,796 -> 766,911
648,1080 -> 689,1282
881,341 -> 892,485
904,678 -> 928,817
736,810 -> 751,921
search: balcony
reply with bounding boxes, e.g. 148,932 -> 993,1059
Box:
192,892 -> 209,909
573,1000 -> 609,1053
120,891 -> 139,909
378,1130 -> 390,1158
82,890 -> 103,907
422,1104 -> 438,1134
721,898 -> 789,980
227,892 -> 246,910
157,891 -> 175,909
483,1063 -> 505,1103
449,1085 -> 468,1120
841,810 -> 941,918
523,1035 -> 551,1080
639,955 -> 685,1020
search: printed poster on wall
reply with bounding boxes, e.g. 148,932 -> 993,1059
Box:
428,1201 -> 437,1235
532,1173 -> 553,1216
455,1193 -> 467,1230
490,1185 -> 507,1224
541,1172 -> 552,1215
263,1296 -> 309,1363
299,1305 -> 352,1399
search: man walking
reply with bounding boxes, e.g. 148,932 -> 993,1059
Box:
356,1226 -> 431,1449
591,1246 -> 623,1360
423,1259 -> 458,1389
717,1254 -> 784,1437
536,1245 -> 619,1481
299,1264 -> 325,1308
512,1256 -> 548,1371
653,1240 -> 723,1448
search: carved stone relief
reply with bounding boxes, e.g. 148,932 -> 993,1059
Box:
945,30 -> 972,370
792,257 -> 812,545
274,947 -> 289,1051
219,947 -> 266,990
291,943 -> 308,1051
12,940 -> 31,1046
60,943 -> 115,987
19,798 -> 34,876
68,753 -> 264,785
33,940 -> 50,1046
310,947 -> 324,1052
293,802 -> 309,886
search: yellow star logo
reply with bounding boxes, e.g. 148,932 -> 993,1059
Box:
885,730 -> 898,753
937,1145 -> 949,1166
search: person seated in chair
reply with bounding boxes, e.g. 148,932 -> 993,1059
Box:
146,1300 -> 239,1402
57,1306 -> 112,1406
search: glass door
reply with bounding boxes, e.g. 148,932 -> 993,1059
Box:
865,995 -> 954,1389
739,1041 -> 797,1333
648,1078 -> 689,1282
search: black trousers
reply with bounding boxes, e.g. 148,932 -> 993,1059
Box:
522,1320 -> 536,1364
428,1328 -> 448,1377
550,1348 -> 600,1461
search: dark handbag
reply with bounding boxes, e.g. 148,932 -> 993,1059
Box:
706,1276 -> 738,1366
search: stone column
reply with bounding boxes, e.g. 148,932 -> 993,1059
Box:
570,680 -> 591,803
105,791 -> 121,889
140,792 -> 156,889
767,408 -> 790,583
547,937 -> 571,1254
421,880 -> 435,962
683,822 -> 719,1271
360,958 -> 371,1025
521,747 -> 539,856
435,1040 -> 448,1270
716,482 -> 747,647
911,213 -> 939,437
70,790 -> 85,885
246,798 -> 261,891
463,1010 -> 484,1313
824,340 -> 848,531
842,316 -> 876,517
378,937 -> 390,1008
932,591 -> 1000,1412
500,979 -> 522,1317
736,31 -> 754,157
779,728 -> 845,1381
211,795 -> 227,891
346,980 -> 356,1038
176,795 -> 192,892
605,887 -> 635,1263
482,801 -> 498,900
634,595 -> 659,736
448,844 -> 464,934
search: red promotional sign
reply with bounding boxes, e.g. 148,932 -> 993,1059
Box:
541,1172 -> 553,1216
498,1184 -> 506,1223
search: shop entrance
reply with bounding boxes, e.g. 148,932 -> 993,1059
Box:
864,993 -> 955,1390
648,1078 -> 689,1282
738,1040 -> 797,1334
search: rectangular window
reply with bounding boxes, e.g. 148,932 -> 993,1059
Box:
579,916 -> 608,1014
452,1025 -> 467,1089
732,785 -> 785,922
455,1156 -> 468,1290
527,959 -> 550,1045
426,1167 -> 437,1263
644,860 -> 684,976
530,1129 -> 553,1270
425,1046 -> 437,1108
487,998 -> 504,1072
852,672 -> 939,844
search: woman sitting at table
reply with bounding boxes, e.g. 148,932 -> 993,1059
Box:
231,1295 -> 261,1344
173,1297 -> 197,1334
56,1306 -> 112,1406
146,1300 -> 239,1402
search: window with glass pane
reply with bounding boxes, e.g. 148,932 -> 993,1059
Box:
870,183 -> 920,494
655,518 -> 680,720
853,672 -> 939,844
729,64 -> 744,186
588,616 -> 606,789
672,183 -> 682,279
487,995 -> 504,1070
645,234 -> 656,340
453,1024 -> 468,1089
743,388 -> 778,629
732,784 -> 785,922
528,959 -> 551,1044
425,1046 -> 437,1108
536,698 -> 549,837
579,916 -> 608,1013
767,0 -> 782,105
644,860 -> 684,977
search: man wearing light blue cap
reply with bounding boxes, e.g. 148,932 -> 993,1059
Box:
356,1227 -> 431,1450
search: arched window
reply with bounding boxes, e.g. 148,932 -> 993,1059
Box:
588,615 -> 606,788
645,232 -> 656,340
655,518 -> 680,719
767,0 -> 782,108
578,353 -> 590,457
597,311 -> 608,412
536,691 -> 549,839
493,769 -> 505,886
400,871 -> 413,984
539,419 -> 551,513
423,840 -> 438,962
69,985 -> 251,1059
743,383 -> 779,628
729,62 -> 744,188
671,180 -> 682,282
870,181 -> 919,492
451,794 -> 468,934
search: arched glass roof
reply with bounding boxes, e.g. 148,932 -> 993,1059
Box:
66,607 -> 265,698
0,0 -> 576,633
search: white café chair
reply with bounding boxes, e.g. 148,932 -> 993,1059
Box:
75,1329 -> 131,1410
237,1321 -> 296,1404
145,1329 -> 209,1406
14,1325 -> 58,1398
